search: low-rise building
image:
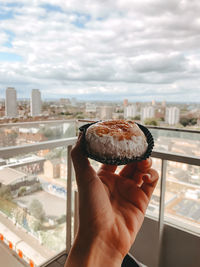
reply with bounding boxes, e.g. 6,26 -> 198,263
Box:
43,159 -> 60,179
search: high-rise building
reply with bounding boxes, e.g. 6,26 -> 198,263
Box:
123,99 -> 128,107
165,107 -> 180,125
31,89 -> 41,117
85,103 -> 97,113
124,105 -> 137,118
141,106 -> 155,121
162,100 -> 166,108
5,87 -> 17,117
99,106 -> 113,120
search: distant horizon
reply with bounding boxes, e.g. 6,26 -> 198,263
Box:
0,95 -> 200,105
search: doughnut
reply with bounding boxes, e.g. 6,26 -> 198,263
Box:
85,120 -> 148,161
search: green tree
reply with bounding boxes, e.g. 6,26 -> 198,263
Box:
144,118 -> 158,126
180,117 -> 197,127
0,186 -> 12,200
18,186 -> 26,197
29,199 -> 46,222
132,115 -> 141,120
180,117 -> 189,127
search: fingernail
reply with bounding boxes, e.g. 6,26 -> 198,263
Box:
144,158 -> 152,166
142,174 -> 151,181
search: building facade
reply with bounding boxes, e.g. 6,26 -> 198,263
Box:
5,87 -> 17,118
99,106 -> 113,120
165,107 -> 180,125
31,89 -> 41,117
124,105 -> 137,118
141,106 -> 155,121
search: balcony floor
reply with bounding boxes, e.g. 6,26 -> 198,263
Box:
45,253 -> 141,267
46,254 -> 67,267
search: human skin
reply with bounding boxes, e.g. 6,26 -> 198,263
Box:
65,133 -> 159,267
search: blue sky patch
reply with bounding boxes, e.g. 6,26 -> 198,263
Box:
0,9 -> 14,20
3,30 -> 15,48
0,2 -> 23,20
0,52 -> 23,62
6,2 -> 23,8
41,4 -> 64,13
72,12 -> 91,28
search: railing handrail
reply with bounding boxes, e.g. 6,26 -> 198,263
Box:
0,119 -> 76,127
152,151 -> 200,166
0,137 -> 77,159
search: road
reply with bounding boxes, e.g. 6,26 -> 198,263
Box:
0,242 -> 26,267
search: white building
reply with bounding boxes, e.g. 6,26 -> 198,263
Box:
5,87 -> 17,118
141,106 -> 155,121
85,103 -> 96,113
165,107 -> 180,125
99,106 -> 113,120
124,105 -> 137,118
30,89 -> 41,117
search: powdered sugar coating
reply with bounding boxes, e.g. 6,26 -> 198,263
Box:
85,120 -> 148,160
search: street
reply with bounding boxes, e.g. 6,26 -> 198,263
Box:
0,242 -> 26,267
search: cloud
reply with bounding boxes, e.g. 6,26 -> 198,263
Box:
0,0 -> 199,101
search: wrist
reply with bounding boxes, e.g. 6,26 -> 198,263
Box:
65,232 -> 123,267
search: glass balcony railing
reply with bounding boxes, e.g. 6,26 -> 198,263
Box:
0,120 -> 199,266
0,120 -> 76,148
0,137 -> 76,267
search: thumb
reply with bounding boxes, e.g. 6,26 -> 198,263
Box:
71,132 -> 96,187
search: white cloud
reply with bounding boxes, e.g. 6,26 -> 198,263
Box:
0,0 -> 199,101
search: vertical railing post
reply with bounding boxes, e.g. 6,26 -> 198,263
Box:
158,159 -> 167,266
74,191 -> 79,239
66,145 -> 72,254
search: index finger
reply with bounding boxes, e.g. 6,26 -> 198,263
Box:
98,164 -> 117,174
119,162 -> 137,178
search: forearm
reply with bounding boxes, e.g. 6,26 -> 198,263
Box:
65,233 -> 123,267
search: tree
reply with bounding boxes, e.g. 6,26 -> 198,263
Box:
132,115 -> 141,120
18,186 -> 26,197
29,199 -> 46,222
180,117 -> 197,127
144,118 -> 158,126
180,118 -> 189,127
0,186 -> 12,200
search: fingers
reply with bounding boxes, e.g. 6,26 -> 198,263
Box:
119,162 -> 137,178
132,171 -> 147,186
117,168 -> 159,213
141,168 -> 159,198
137,158 -> 152,172
119,158 -> 152,179
98,164 -> 117,174
71,132 -> 95,186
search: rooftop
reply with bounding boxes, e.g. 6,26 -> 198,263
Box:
0,168 -> 26,185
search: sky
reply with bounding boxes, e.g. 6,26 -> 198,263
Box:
0,0 -> 200,102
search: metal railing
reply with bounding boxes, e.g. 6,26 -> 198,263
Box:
0,119 -> 76,128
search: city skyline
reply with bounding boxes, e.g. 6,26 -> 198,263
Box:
0,1 -> 200,102
1,86 -> 200,105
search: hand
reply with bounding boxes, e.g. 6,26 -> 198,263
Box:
65,133 -> 159,267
